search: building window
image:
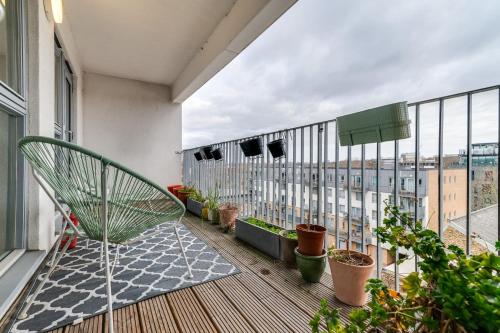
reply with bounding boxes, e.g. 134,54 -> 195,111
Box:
328,188 -> 333,197
0,1 -> 27,263
371,176 -> 377,186
355,192 -> 362,201
454,193 -> 456,200
389,177 -> 393,187
339,190 -> 345,199
449,193 -> 452,201
340,205 -> 346,213
372,210 -> 377,221
328,203 -> 333,214
454,176 -> 456,183
449,176 -> 452,183
418,198 -> 423,207
372,193 -> 377,203
418,178 -> 422,186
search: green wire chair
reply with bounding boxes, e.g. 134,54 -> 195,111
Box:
17,136 -> 191,333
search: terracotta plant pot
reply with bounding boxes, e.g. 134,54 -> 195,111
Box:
295,247 -> 327,283
296,224 -> 326,256
167,184 -> 182,194
328,250 -> 375,306
177,189 -> 192,205
172,185 -> 184,198
219,205 -> 238,230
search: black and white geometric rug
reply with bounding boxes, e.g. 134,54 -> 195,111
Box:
11,224 -> 239,333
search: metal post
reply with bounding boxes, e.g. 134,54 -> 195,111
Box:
309,127 -> 313,226
266,134 -> 271,220
361,144 -> 365,253
394,140 -> 400,291
414,104 -> 420,271
438,98 -> 444,238
300,128 -> 305,225
376,142 -> 381,278
324,123 -> 329,233
278,132 -> 283,227
101,162 -> 114,333
284,131 -> 290,229
318,124 -> 323,229
347,146 -> 351,250
466,93 -> 472,255
335,122 -> 340,248
292,129 -> 297,227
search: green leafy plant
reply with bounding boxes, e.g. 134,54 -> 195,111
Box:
206,188 -> 220,210
245,217 -> 284,234
310,204 -> 500,333
187,188 -> 204,202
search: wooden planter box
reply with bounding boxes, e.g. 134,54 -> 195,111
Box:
186,198 -> 203,217
235,218 -> 283,259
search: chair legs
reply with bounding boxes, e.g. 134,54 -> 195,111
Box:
174,225 -> 193,279
103,239 -> 114,333
18,234 -> 75,320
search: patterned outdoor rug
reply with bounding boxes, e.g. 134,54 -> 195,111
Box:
11,224 -> 239,333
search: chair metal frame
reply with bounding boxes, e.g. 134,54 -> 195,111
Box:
17,137 -> 192,333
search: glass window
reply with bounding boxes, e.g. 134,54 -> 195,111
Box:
339,190 -> 345,199
0,1 -> 23,94
372,210 -> 377,221
355,191 -> 362,201
372,193 -> 377,203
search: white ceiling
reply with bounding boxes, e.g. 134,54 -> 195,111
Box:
64,0 -> 297,102
65,0 -> 236,85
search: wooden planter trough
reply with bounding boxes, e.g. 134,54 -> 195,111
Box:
186,198 -> 203,217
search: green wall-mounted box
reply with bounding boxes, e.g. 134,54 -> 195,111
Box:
337,102 -> 410,146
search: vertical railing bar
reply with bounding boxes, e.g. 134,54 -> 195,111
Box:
309,126 -> 313,226
394,140 -> 400,291
376,142 -> 381,278
228,142 -> 232,203
335,122 -> 340,248
300,127 -> 305,225
266,134 -> 271,221
285,131 -> 290,229
438,98 -> 444,238
361,144 -> 366,253
235,141 -> 239,210
318,124 -> 323,229
278,132 -> 283,227
498,88 -> 500,255
261,135 -> 265,219
347,146 -> 352,250
292,129 -> 297,228
272,133 -> 276,224
466,92 -> 472,255
414,104 -> 420,272
324,123 -> 329,233
251,149 -> 254,217
245,142 -> 249,216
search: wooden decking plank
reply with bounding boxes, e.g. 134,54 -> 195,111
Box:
193,281 -> 256,333
184,217 -> 355,323
103,304 -> 141,333
137,295 -> 179,333
215,275 -> 292,333
166,288 -> 218,333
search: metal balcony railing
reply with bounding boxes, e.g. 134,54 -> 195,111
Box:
182,85 -> 500,291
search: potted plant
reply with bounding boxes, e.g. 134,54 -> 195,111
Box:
279,230 -> 298,268
177,186 -> 195,205
296,222 -> 326,256
218,203 -> 238,232
235,217 -> 284,259
295,247 -> 327,283
206,190 -> 220,224
328,246 -> 375,306
186,189 -> 204,217
239,137 -> 263,157
310,204 -> 500,333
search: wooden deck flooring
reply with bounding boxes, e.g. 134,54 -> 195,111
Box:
44,215 -> 355,333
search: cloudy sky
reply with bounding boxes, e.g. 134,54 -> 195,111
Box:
182,0 -> 500,152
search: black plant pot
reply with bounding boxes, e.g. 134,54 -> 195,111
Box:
267,139 -> 286,159
212,148 -> 222,160
202,146 -> 213,160
240,138 -> 263,157
194,152 -> 203,161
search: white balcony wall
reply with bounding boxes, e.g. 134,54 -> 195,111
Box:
26,1 -> 83,251
82,73 -> 182,188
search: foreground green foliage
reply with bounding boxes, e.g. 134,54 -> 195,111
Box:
310,204 -> 500,333
187,188 -> 205,202
244,217 -> 297,239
